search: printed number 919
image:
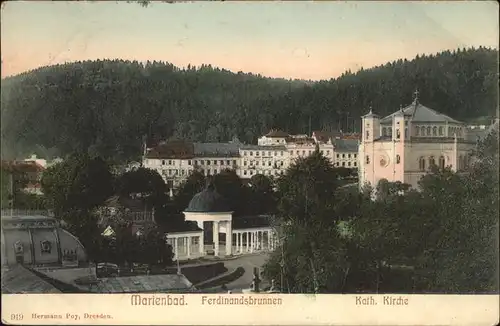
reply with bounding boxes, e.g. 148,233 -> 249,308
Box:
11,314 -> 24,321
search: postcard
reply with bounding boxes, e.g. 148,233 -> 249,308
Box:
1,0 -> 499,325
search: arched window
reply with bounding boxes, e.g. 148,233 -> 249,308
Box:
429,156 -> 436,167
366,130 -> 370,138
415,126 -> 420,136
432,126 -> 437,136
439,156 -> 445,169
419,157 -> 426,171
448,126 -> 452,136
396,155 -> 401,164
404,128 -> 408,138
365,155 -> 370,164
426,126 -> 431,135
420,126 -> 426,136
396,129 -> 401,139
439,126 -> 444,136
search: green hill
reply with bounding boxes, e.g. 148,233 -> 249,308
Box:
1,47 -> 497,162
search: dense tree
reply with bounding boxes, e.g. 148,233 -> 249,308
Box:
1,48 -> 497,161
1,168 -> 12,208
412,129 -> 499,293
246,174 -> 277,215
136,225 -> 174,267
40,153 -> 114,219
115,167 -> 169,209
171,170 -> 206,213
263,148 -> 350,293
213,169 -> 246,215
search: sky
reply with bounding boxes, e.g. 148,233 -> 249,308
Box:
1,1 -> 498,81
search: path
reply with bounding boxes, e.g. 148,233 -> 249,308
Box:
222,253 -> 270,292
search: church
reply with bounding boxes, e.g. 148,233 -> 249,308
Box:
358,91 -> 480,191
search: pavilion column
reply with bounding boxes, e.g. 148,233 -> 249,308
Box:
213,221 -> 220,257
225,220 -> 232,256
246,232 -> 250,252
174,237 -> 179,261
199,232 -> 204,256
250,232 -> 255,253
186,236 -> 191,258
238,233 -> 242,253
257,231 -> 261,250
269,230 -> 273,250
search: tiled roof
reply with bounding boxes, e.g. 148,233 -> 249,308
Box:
1,266 -> 62,294
264,130 -> 290,138
240,145 -> 287,151
380,100 -> 462,124
232,215 -> 272,229
156,217 -> 203,233
145,140 -> 194,159
193,142 -> 240,157
1,161 -> 45,173
333,139 -> 359,152
312,131 -> 342,142
286,137 -> 316,145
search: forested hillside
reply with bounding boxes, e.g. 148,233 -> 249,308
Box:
1,47 -> 497,162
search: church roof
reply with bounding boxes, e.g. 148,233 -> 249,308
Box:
380,99 -> 462,124
333,139 -> 359,153
184,182 -> 231,213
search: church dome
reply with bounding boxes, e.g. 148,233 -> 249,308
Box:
184,182 -> 231,213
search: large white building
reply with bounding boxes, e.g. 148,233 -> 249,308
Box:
143,130 -> 361,190
358,91 -> 490,191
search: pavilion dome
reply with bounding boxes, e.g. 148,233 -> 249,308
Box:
184,182 -> 231,213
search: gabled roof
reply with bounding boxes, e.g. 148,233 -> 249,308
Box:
264,130 -> 290,138
1,161 -> 45,173
286,137 -> 316,145
145,140 -> 194,159
380,99 -> 462,124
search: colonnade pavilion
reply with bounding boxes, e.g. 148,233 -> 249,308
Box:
165,182 -> 279,260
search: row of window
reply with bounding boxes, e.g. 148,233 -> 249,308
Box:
161,159 -> 237,166
242,151 -> 284,157
418,155 -> 469,171
365,155 -> 401,165
243,170 -> 285,176
243,160 -> 285,167
335,161 -> 357,167
377,125 -> 465,138
337,153 -> 357,159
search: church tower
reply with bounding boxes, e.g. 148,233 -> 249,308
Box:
359,108 -> 380,191
361,108 -> 380,142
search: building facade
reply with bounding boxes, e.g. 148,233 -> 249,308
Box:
144,131 -> 361,190
358,92 -> 480,191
